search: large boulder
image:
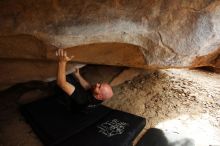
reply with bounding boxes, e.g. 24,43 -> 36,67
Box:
0,0 -> 220,89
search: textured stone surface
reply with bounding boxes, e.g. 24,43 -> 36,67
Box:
0,0 -> 220,89
110,68 -> 144,86
0,60 -> 75,90
47,43 -> 147,67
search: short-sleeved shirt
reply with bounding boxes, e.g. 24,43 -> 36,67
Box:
55,74 -> 102,112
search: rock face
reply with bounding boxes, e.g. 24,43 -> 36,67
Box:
0,0 -> 220,89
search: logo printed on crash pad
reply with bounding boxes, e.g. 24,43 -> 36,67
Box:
97,119 -> 128,137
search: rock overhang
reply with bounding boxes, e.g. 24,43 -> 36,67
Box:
0,0 -> 220,89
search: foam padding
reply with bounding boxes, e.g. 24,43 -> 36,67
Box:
21,97 -> 146,146
20,97 -> 112,146
60,109 -> 146,146
136,128 -> 169,146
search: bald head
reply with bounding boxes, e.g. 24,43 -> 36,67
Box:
92,83 -> 113,100
100,83 -> 114,100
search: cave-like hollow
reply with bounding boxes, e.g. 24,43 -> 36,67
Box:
1,0 -> 220,145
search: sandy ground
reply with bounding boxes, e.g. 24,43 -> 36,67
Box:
0,68 -> 220,146
104,69 -> 220,146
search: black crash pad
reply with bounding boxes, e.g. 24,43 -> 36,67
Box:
136,128 -> 195,146
136,128 -> 169,146
20,97 -> 112,146
20,97 -> 146,146
60,109 -> 146,146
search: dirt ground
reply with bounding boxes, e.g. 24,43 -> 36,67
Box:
0,68 -> 220,146
104,69 -> 220,146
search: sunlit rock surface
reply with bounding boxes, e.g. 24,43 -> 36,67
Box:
0,0 -> 220,89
